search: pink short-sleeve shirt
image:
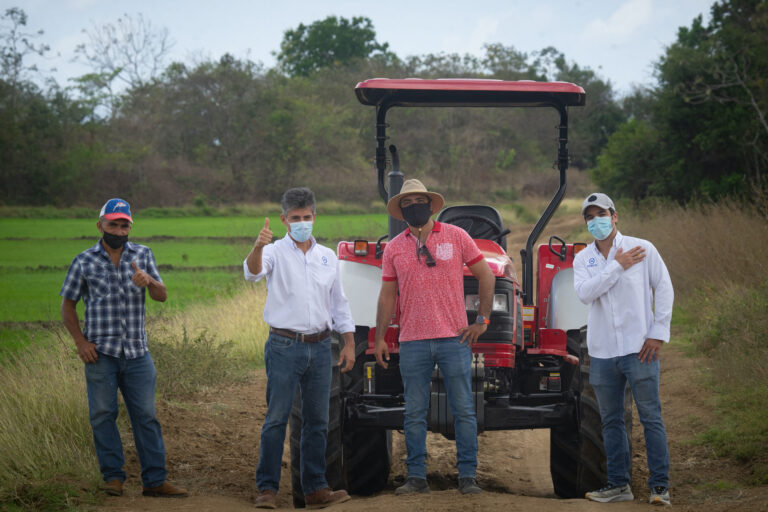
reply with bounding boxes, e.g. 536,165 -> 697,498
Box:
382,222 -> 484,342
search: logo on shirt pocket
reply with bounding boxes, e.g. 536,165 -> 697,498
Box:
435,243 -> 453,261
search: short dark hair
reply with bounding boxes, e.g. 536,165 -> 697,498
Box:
281,187 -> 316,215
583,206 -> 616,218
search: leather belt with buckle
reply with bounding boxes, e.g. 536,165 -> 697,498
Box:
270,327 -> 331,343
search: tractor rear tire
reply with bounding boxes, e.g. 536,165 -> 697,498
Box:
289,329 -> 391,508
550,327 -> 633,498
340,327 -> 391,495
289,336 -> 344,508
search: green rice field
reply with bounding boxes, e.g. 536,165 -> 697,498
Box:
0,214 -> 388,354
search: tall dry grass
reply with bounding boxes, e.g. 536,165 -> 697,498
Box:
623,199 -> 768,299
0,283 -> 269,509
0,336 -> 100,508
151,281 -> 269,366
624,198 -> 768,481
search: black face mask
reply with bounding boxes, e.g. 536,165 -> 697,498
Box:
102,232 -> 128,249
401,202 -> 432,227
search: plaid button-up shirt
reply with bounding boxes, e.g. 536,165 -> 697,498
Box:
60,241 -> 163,359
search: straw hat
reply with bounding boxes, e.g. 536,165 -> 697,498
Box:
387,179 -> 445,221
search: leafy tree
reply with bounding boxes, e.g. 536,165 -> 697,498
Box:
596,0 -> 768,202
276,16 -> 392,76
592,119 -> 661,199
481,43 -> 530,80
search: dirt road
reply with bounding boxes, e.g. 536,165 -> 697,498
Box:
99,343 -> 768,512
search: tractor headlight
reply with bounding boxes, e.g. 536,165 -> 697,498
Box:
465,294 -> 508,312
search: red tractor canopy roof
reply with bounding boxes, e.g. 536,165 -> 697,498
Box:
355,78 -> 586,108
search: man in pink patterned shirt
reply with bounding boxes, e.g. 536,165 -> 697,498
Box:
374,179 -> 494,496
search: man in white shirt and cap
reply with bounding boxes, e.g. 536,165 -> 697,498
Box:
573,192 -> 674,507
244,187 -> 356,509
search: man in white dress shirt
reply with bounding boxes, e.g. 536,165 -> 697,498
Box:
244,187 -> 356,509
573,193 -> 674,507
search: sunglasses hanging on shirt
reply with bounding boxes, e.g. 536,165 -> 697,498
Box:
417,244 -> 436,267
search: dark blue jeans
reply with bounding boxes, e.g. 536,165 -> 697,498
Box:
399,336 -> 478,479
590,354 -> 670,490
84,351 -> 167,487
256,334 -> 332,495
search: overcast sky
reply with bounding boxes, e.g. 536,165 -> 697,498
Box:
17,0 -> 714,96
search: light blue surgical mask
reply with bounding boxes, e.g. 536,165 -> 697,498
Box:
587,216 -> 613,240
289,221 -> 313,243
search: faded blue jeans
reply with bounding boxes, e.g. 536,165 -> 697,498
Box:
590,354 -> 670,490
256,333 -> 332,495
399,336 -> 477,479
84,351 -> 167,487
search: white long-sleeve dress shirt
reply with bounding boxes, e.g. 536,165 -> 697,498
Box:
573,231 -> 674,359
243,235 -> 355,335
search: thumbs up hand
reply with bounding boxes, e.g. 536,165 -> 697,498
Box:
131,261 -> 151,288
255,218 -> 273,248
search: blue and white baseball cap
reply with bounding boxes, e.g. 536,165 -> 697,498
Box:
99,198 -> 133,223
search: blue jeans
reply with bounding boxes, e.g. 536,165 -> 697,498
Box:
399,337 -> 477,479
256,333 -> 332,495
84,352 -> 167,487
590,354 -> 670,490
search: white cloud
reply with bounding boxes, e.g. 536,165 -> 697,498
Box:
582,0 -> 653,44
441,16 -> 500,55
468,16 -> 501,53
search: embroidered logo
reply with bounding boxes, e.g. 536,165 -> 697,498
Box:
321,256 -> 328,266
587,257 -> 597,268
435,243 -> 453,261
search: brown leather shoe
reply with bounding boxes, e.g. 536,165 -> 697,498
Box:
102,479 -> 123,496
142,481 -> 189,498
254,489 -> 278,509
305,487 -> 351,509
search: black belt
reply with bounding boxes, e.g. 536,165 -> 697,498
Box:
270,327 -> 330,343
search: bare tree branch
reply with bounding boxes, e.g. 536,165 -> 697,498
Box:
75,13 -> 173,89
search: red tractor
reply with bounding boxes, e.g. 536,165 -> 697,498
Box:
289,78 -> 632,506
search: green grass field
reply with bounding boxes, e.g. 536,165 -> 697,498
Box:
0,214 -> 389,354
0,214 -> 388,239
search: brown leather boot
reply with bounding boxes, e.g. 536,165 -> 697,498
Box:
102,479 -> 123,496
254,489 -> 278,509
142,481 -> 189,498
304,487 -> 351,509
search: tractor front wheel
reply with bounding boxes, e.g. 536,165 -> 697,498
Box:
289,329 -> 391,508
549,327 -> 633,498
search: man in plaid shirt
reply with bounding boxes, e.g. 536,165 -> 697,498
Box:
60,198 -> 188,498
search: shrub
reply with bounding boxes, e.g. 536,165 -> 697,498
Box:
150,329 -> 247,398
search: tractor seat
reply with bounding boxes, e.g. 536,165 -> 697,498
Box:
436,205 -> 509,251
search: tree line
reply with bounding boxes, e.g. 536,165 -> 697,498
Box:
1,1 -> 765,209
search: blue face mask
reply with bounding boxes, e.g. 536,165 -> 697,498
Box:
289,221 -> 313,243
587,216 -> 613,240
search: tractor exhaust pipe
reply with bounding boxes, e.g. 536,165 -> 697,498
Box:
388,145 -> 407,240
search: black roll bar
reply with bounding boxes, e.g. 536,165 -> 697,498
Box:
520,105 -> 569,305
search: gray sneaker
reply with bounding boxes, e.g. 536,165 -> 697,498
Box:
458,477 -> 482,495
649,486 -> 671,506
585,483 -> 634,503
395,477 -> 430,495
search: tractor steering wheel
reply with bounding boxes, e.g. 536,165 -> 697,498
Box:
442,214 -> 511,246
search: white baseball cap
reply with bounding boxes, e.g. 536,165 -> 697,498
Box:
581,193 -> 615,215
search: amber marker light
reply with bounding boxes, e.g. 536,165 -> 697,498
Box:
354,240 -> 369,256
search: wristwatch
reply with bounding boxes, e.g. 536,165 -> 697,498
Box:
475,315 -> 490,325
